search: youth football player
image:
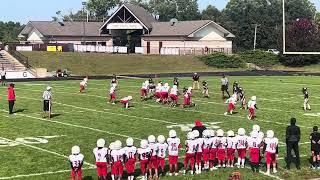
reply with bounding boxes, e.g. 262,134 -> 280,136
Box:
120,96 -> 133,109
141,80 -> 149,100
226,130 -> 236,168
247,96 -> 258,120
69,146 -> 84,180
109,84 -> 117,104
202,81 -> 209,98
263,130 -> 279,175
202,130 -> 213,170
236,128 -> 247,168
147,135 -> 159,179
157,135 -> 168,176
303,87 -> 311,111
224,94 -> 237,116
124,138 -> 137,180
193,130 -> 204,174
93,139 -> 109,180
209,130 -> 218,170
238,87 -> 246,109
169,85 -> 179,107
216,129 -> 227,168
310,126 -> 320,169
110,141 -> 125,180
167,130 -> 181,176
184,132 -> 197,175
247,131 -> 263,173
137,140 -> 151,180
161,83 -> 170,104
79,78 -> 88,93
155,83 -> 162,103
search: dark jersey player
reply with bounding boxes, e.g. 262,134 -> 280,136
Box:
310,126 -> 320,169
111,74 -> 118,86
233,81 -> 239,95
202,81 -> 209,98
238,87 -> 246,109
173,77 -> 179,87
302,87 -> 311,111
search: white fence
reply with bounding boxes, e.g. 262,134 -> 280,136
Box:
16,46 -> 33,51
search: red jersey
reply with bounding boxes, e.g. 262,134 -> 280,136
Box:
7,87 -> 15,101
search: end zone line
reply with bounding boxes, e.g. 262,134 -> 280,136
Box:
0,136 -> 95,168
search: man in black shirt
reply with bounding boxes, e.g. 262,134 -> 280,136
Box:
285,118 -> 301,170
310,126 -> 320,169
302,87 -> 311,111
192,73 -> 200,90
191,120 -> 206,137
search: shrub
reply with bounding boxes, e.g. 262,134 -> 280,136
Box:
198,53 -> 246,68
240,50 -> 279,68
280,54 -> 320,67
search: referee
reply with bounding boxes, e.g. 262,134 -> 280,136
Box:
221,74 -> 230,99
43,86 -> 52,118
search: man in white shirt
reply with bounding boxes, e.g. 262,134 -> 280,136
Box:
0,67 -> 6,86
42,86 -> 52,118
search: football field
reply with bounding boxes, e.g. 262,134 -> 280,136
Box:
0,76 -> 320,180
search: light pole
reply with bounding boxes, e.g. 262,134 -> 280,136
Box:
253,24 -> 260,51
82,2 -> 89,22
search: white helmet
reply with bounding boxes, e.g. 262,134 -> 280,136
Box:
169,130 -> 177,138
238,128 -> 246,136
232,93 -> 237,99
192,130 -> 200,138
114,140 -> 122,150
251,96 -> 257,101
251,130 -> 258,138
217,129 -> 224,137
157,83 -> 162,87
157,135 -> 165,144
112,83 -> 117,88
145,80 -> 149,84
140,139 -> 148,148
172,85 -> 178,90
126,137 -> 134,146
267,130 -> 274,138
128,96 -> 133,100
253,124 -> 260,132
148,135 -> 156,143
97,139 -> 105,148
164,83 -> 169,87
227,130 -> 234,137
187,132 -> 195,140
209,130 -> 215,137
71,146 -> 80,155
109,142 -> 115,150
188,87 -> 193,91
202,130 -> 210,138
46,86 -> 52,91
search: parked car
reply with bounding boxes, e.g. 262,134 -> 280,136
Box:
267,49 -> 280,55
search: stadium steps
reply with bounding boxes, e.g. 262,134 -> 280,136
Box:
0,50 -> 26,71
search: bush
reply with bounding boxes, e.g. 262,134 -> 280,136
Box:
280,54 -> 320,67
198,53 -> 246,68
240,50 -> 279,68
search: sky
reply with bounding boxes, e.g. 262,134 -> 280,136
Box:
0,0 -> 320,24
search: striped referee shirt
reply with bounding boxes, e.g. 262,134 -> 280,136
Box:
221,77 -> 228,85
42,90 -> 52,100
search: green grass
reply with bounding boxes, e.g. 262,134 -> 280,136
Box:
22,51 -> 240,76
0,76 -> 320,180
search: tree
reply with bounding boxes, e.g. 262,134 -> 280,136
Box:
201,5 -> 221,22
0,21 -> 24,43
87,0 -> 120,20
149,0 -> 177,21
176,0 -> 201,21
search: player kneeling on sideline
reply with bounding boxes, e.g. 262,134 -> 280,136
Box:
137,140 -> 151,180
184,132 -> 197,175
203,130 -> 213,170
157,135 -> 168,176
42,86 -> 52,118
167,130 -> 181,176
303,87 -> 311,111
120,96 -> 133,109
263,130 -> 279,175
141,80 -> 149,100
169,85 -> 179,107
248,131 -> 263,173
148,135 -> 159,179
226,130 -> 236,168
79,77 -> 88,93
109,84 -> 117,104
110,140 -> 125,180
181,87 -> 196,108
93,139 -> 109,180
69,146 -> 84,180
193,130 -> 204,174
202,81 -> 209,98
236,128 -> 248,168
310,126 -> 320,169
216,129 -> 227,168
124,138 -> 137,180
247,96 -> 258,120
224,94 -> 237,116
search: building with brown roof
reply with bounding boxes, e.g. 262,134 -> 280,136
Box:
18,3 -> 234,55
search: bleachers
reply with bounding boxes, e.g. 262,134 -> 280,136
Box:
0,50 -> 26,71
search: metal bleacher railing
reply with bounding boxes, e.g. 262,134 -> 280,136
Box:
8,48 -> 37,77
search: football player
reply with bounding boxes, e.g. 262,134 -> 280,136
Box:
157,135 -> 168,176
137,140 -> 151,180
173,77 -> 179,87
263,130 -> 279,175
238,87 -> 246,109
110,140 -> 125,180
120,96 -> 133,109
193,130 -> 204,174
109,84 -> 117,104
209,130 -> 218,171
247,131 -> 263,173
233,81 -> 239,95
148,135 -> 159,179
181,87 -> 196,108
155,83 -> 162,103
148,77 -> 156,95
79,77 -> 88,93
169,85 -> 179,107
140,80 -> 149,100
224,94 -> 237,116
69,146 -> 84,180
184,131 -> 197,175
111,74 -> 118,87
236,128 -> 247,168
161,83 -> 170,104
226,130 -> 237,168
202,81 -> 209,98
202,130 -> 213,170
310,126 -> 320,169
216,129 -> 227,168
303,87 -> 311,111
167,130 -> 181,176
93,139 -> 109,180
124,138 -> 137,180
252,125 -> 264,140
247,96 -> 258,120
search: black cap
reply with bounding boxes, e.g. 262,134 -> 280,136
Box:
290,118 -> 296,125
313,126 -> 318,131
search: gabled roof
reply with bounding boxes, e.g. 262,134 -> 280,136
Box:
144,20 -> 235,38
99,3 -> 156,30
20,21 -> 104,37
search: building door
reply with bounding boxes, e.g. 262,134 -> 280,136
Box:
159,42 -> 163,54
147,42 -> 150,54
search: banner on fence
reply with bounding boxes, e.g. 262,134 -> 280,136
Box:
47,46 -> 62,52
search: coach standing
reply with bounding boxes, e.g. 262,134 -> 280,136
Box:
43,86 -> 52,118
221,74 -> 230,99
286,118 -> 301,170
192,73 -> 200,90
7,83 -> 15,114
